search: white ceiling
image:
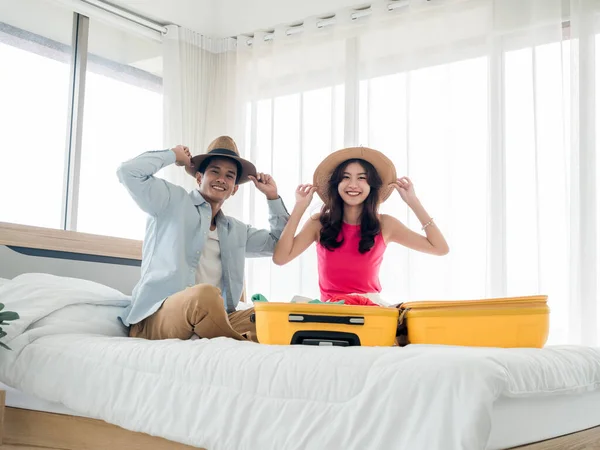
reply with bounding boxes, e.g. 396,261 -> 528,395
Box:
109,0 -> 371,38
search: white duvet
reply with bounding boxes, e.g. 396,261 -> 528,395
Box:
1,273 -> 600,450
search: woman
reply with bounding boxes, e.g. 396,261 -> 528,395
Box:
272,146 -> 449,305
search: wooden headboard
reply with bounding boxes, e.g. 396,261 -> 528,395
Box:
0,222 -> 245,301
0,222 -> 142,295
0,222 -> 142,260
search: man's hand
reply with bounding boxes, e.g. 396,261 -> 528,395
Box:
249,173 -> 278,200
172,145 -> 193,169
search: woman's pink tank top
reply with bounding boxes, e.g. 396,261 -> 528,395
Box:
316,222 -> 386,301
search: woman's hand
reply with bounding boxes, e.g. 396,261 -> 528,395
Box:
295,184 -> 316,209
391,177 -> 418,207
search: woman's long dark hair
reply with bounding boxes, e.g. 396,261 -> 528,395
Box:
319,158 -> 383,254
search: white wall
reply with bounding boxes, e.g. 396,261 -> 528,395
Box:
0,0 -> 74,46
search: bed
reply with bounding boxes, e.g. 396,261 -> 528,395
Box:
1,221 -> 600,450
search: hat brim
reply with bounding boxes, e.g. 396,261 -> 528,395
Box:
312,147 -> 398,204
187,151 -> 257,184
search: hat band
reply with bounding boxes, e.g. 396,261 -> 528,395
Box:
207,148 -> 239,158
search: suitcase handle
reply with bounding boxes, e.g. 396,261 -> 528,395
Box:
288,314 -> 365,325
291,331 -> 361,346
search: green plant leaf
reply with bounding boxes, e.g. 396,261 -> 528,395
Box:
0,341 -> 11,350
0,312 -> 19,321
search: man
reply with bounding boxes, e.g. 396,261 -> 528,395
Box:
117,136 -> 289,342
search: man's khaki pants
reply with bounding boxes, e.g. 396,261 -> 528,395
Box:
129,284 -> 256,342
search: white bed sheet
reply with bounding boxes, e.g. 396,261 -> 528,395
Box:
489,389 -> 600,449
1,381 -> 82,416
4,378 -> 600,450
2,273 -> 600,450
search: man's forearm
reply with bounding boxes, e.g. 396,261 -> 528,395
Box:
117,149 -> 176,183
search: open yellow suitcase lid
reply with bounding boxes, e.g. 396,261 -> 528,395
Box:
400,295 -> 548,310
399,295 -> 549,318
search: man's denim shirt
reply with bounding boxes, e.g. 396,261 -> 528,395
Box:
116,149 -> 289,326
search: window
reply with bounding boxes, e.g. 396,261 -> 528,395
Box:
504,42 -> 571,344
0,0 -> 163,240
77,19 -> 163,240
0,0 -> 73,228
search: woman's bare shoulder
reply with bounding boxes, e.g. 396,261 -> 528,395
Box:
379,213 -> 395,227
379,214 -> 404,240
379,214 -> 402,225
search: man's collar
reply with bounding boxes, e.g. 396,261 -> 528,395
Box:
190,189 -> 207,206
190,190 -> 230,229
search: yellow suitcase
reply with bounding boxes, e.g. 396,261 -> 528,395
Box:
252,302 -> 399,347
397,295 -> 550,348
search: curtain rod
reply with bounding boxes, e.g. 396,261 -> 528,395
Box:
244,0 -> 412,46
81,0 -> 167,34
52,0 -> 167,40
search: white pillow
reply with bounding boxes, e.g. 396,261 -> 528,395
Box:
0,277 -> 9,287
0,273 -> 130,342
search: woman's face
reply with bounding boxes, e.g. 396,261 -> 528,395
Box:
337,161 -> 371,206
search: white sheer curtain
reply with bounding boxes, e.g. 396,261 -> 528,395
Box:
162,25 -> 236,192
228,0 -> 600,346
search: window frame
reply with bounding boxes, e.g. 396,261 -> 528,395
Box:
0,11 -> 163,233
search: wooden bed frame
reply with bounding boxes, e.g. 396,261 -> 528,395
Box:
0,221 -> 598,450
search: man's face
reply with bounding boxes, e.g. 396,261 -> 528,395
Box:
196,157 -> 239,203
